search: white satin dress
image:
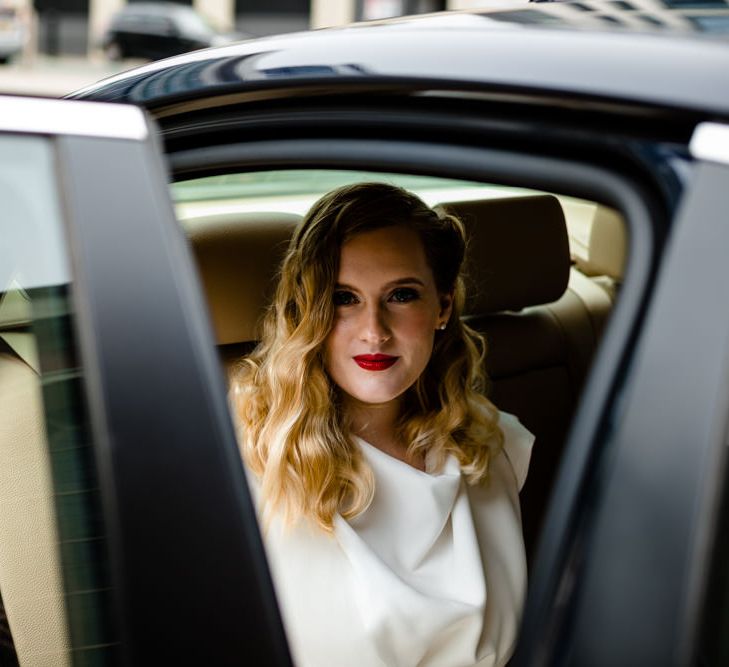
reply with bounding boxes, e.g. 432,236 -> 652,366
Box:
257,411 -> 534,667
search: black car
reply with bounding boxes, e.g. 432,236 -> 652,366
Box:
2,2 -> 729,665
101,1 -> 241,61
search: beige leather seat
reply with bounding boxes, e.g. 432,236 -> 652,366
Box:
183,211 -> 302,368
437,195 -> 616,557
573,203 -> 626,302
0,289 -> 72,667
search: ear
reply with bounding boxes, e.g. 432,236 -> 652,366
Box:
437,290 -> 454,328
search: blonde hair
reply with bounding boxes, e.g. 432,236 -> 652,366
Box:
231,182 -> 503,531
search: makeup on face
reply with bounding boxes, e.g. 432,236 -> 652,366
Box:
323,225 -> 453,409
353,354 -> 399,371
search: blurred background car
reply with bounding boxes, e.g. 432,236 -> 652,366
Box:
101,1 -> 244,61
0,3 -> 28,64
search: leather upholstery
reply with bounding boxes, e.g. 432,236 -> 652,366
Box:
574,204 -> 626,281
446,196 -> 616,557
436,195 -> 571,313
0,340 -> 72,667
184,211 -> 301,345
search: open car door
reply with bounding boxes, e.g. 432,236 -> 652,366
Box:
0,96 -> 292,667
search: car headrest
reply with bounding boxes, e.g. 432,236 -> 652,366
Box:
573,204 -> 626,281
436,195 -> 571,313
184,211 -> 301,345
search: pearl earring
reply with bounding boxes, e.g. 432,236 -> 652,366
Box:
438,322 -> 447,330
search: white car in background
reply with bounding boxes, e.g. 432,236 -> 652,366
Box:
0,4 -> 27,64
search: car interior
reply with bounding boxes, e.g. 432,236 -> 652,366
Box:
0,168 -> 627,665
174,169 -> 626,560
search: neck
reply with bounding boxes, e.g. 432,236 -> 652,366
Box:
346,397 -> 401,444
343,395 -> 425,471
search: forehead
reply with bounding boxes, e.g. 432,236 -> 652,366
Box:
338,226 -> 433,282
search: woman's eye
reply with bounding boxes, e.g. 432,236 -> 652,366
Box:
333,290 -> 358,306
390,288 -> 420,303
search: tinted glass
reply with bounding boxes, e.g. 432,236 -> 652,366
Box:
0,135 -> 118,666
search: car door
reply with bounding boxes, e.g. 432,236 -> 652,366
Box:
54,49 -> 729,663
0,95 -> 292,666
514,121 -> 729,666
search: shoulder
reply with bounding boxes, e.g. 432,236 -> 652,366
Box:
497,411 -> 535,491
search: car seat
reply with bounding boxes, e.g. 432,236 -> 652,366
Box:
436,195 -> 615,556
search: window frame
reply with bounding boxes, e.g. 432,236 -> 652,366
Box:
166,132 -> 664,661
55,132 -> 293,666
0,96 -> 293,666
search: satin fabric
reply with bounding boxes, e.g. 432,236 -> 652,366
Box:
259,411 -> 534,667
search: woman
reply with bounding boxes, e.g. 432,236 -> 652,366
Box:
231,182 -> 534,667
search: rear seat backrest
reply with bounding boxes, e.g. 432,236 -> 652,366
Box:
437,195 -> 608,557
0,335 -> 72,667
438,196 -> 571,313
573,204 -> 627,301
183,211 -> 301,366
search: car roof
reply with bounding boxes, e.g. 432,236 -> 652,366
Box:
73,1 -> 729,117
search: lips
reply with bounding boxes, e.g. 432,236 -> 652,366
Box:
353,354 -> 399,371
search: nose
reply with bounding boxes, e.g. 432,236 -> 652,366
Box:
359,302 -> 391,345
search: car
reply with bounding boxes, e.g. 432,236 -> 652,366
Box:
101,1 -> 242,62
2,2 -> 729,665
0,3 -> 27,65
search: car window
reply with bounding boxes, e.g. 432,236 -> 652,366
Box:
170,167 -> 628,663
116,12 -> 176,36
0,134 -> 118,666
175,8 -> 216,38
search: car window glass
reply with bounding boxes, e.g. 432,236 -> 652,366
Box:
0,134 -> 118,666
117,13 -> 176,35
175,9 -> 215,38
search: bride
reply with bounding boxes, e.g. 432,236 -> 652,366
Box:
231,182 -> 534,667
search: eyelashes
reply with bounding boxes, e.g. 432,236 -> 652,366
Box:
332,287 -> 422,307
333,290 -> 358,307
390,287 -> 420,303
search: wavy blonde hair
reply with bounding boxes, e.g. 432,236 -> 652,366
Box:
231,182 -> 503,531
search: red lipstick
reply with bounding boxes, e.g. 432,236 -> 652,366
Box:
353,354 -> 398,371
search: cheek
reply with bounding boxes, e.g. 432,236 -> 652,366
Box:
397,309 -> 438,344
324,312 -> 364,351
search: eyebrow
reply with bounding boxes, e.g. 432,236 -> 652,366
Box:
335,277 -> 426,290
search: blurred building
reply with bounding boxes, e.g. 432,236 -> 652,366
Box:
312,0 -> 446,27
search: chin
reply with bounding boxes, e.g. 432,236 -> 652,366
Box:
349,391 -> 401,406
344,382 -> 407,406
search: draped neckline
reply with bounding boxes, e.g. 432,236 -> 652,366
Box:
333,436 -> 489,667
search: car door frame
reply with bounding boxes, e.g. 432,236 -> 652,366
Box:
158,93 -> 724,664
0,96 -> 292,667
522,121 -> 729,667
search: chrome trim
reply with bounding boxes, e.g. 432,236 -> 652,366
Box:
690,122 -> 729,166
0,96 -> 148,140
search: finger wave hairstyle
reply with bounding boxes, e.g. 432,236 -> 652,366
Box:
231,182 -> 503,531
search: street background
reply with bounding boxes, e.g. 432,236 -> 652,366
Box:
0,0 -> 490,97
0,54 -> 135,95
